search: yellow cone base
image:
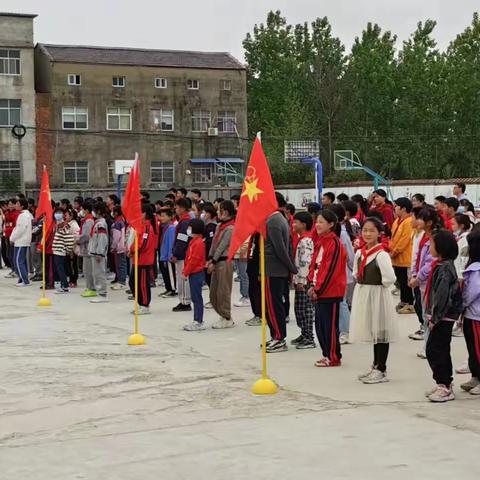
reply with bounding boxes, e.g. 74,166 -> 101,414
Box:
252,377 -> 278,395
127,333 -> 146,345
37,297 -> 52,307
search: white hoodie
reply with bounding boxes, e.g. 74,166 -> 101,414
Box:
10,209 -> 33,247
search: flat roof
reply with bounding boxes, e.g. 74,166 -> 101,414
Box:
37,43 -> 245,70
0,12 -> 37,18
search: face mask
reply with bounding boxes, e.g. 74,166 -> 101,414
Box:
92,212 -> 97,219
457,206 -> 465,214
54,213 -> 64,222
79,210 -> 86,218
200,213 -> 206,221
186,227 -> 192,236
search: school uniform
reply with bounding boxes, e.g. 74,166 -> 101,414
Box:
159,222 -> 177,293
88,217 -> 109,298
247,234 -> 261,319
111,215 -> 127,285
10,209 -> 33,284
183,236 -> 206,323
172,213 -> 192,306
78,214 -> 95,291
204,221 -> 217,287
52,222 -> 75,290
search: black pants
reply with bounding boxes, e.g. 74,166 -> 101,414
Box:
159,261 -> 175,293
6,238 -> 14,271
129,265 -> 152,307
373,343 -> 390,373
393,266 -> 414,304
65,254 -> 78,284
45,253 -> 55,287
266,276 -> 288,340
413,286 -> 423,327
248,268 -> 261,318
53,254 -> 68,289
463,318 -> 480,380
426,321 -> 454,387
315,301 -> 341,363
283,280 -> 291,318
0,237 -> 5,268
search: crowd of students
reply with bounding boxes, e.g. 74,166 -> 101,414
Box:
1,182 -> 480,402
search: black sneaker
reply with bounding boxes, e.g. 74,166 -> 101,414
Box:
166,291 -> 177,297
158,290 -> 170,297
291,335 -> 304,345
296,338 -> 316,349
126,289 -> 132,295
266,339 -> 288,353
260,339 -> 275,349
172,303 -> 192,312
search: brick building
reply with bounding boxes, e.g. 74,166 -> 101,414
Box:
34,44 -> 247,195
0,12 -> 37,192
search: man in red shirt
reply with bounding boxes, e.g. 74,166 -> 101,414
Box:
4,198 -> 20,277
434,195 -> 450,230
444,197 -> 459,232
370,189 -> 395,232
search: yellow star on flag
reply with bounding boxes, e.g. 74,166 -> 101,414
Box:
241,177 -> 264,203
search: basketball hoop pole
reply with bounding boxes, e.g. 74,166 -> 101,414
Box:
301,157 -> 323,203
116,174 -> 123,202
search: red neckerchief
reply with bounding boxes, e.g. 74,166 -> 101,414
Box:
79,213 -> 93,234
424,259 -> 441,308
114,215 -> 124,222
175,212 -> 192,235
358,244 -> 384,280
415,234 -> 429,272
213,218 -> 235,243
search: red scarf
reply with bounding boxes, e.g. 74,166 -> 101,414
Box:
424,259 -> 440,308
79,213 -> 93,235
213,218 -> 235,242
415,234 -> 429,272
357,244 -> 384,280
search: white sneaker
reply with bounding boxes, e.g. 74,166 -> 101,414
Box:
5,271 -> 16,278
205,302 -> 213,309
55,288 -> 69,294
455,361 -> 471,374
358,366 -> 374,380
131,306 -> 151,315
111,283 -> 126,290
246,316 -> 262,326
212,318 -> 235,329
234,296 -> 250,307
15,282 -> 30,287
339,332 -> 350,345
428,384 -> 455,402
460,377 -> 480,392
362,369 -> 389,384
183,321 -> 206,331
90,296 -> 109,303
470,384 -> 480,395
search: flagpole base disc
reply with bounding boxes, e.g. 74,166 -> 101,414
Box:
252,377 -> 278,395
37,297 -> 52,307
128,333 -> 146,346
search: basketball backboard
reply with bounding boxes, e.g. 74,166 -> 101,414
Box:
114,159 -> 135,175
334,150 -> 363,170
284,140 -> 320,163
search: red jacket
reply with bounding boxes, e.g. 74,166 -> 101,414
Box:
183,236 -> 206,276
4,210 -> 20,238
371,203 -> 395,231
131,222 -> 158,266
309,232 -> 347,300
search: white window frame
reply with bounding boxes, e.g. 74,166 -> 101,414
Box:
187,79 -> 200,90
106,107 -> 132,131
192,165 -> 212,184
155,77 -> 168,89
0,160 -> 21,183
220,79 -> 231,91
151,109 -> 174,132
151,161 -> 175,185
112,76 -> 126,88
62,107 -> 88,130
0,50 -> 21,76
107,161 -> 129,185
67,74 -> 81,86
0,99 -> 21,127
63,161 -> 89,184
217,111 -> 236,133
191,111 -> 211,133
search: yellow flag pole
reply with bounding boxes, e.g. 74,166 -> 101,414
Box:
251,234 -> 278,395
37,221 -> 52,307
128,230 -> 145,345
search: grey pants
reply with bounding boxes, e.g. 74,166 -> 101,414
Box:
210,261 -> 233,320
176,259 -> 191,305
92,256 -> 107,296
30,243 -> 41,275
82,255 -> 95,291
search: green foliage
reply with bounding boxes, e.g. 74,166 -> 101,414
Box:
244,11 -> 480,184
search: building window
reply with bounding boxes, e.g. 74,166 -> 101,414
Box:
0,99 -> 21,127
217,111 -> 236,133
107,107 -> 132,130
151,161 -> 175,184
192,166 -> 212,184
220,79 -> 231,91
67,74 -> 81,86
155,78 -> 167,88
0,160 -> 21,184
62,107 -> 88,130
150,109 -> 174,132
64,161 -> 89,184
112,76 -> 126,87
191,111 -> 211,132
0,50 -> 20,75
187,79 -> 199,90
107,161 -> 129,185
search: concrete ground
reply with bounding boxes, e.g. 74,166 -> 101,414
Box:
0,274 -> 479,480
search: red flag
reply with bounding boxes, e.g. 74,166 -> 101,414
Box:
228,138 -> 277,259
35,166 -> 53,232
122,154 -> 143,232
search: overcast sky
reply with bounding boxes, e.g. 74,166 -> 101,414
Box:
3,0 -> 478,60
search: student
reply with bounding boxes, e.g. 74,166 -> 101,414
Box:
336,193 -> 349,203
411,193 -> 426,209
424,230 -> 462,402
110,205 -> 127,290
291,212 -> 316,349
4,198 -> 20,278
203,204 -> 217,289
390,197 -> 414,314
343,200 -> 361,237
370,189 -> 394,231
191,189 -> 203,204
453,182 -> 467,201
264,192 -> 298,352
434,196 -> 449,229
207,200 -> 236,329
245,233 -> 262,326
453,213 -> 471,279
308,210 -> 347,367
0,200 -> 4,269
52,208 -> 75,293
322,192 -> 335,207
158,208 -> 177,297
87,202 -> 110,303
10,198 -> 33,286
128,203 -> 158,314
78,201 -> 96,297
351,194 -> 368,226
171,198 -> 192,311
183,219 -> 207,331
233,238 -> 250,307
444,197 -> 459,232
351,217 -> 397,383
460,232 -> 480,395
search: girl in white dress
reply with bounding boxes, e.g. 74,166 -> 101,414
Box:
350,217 -> 397,384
